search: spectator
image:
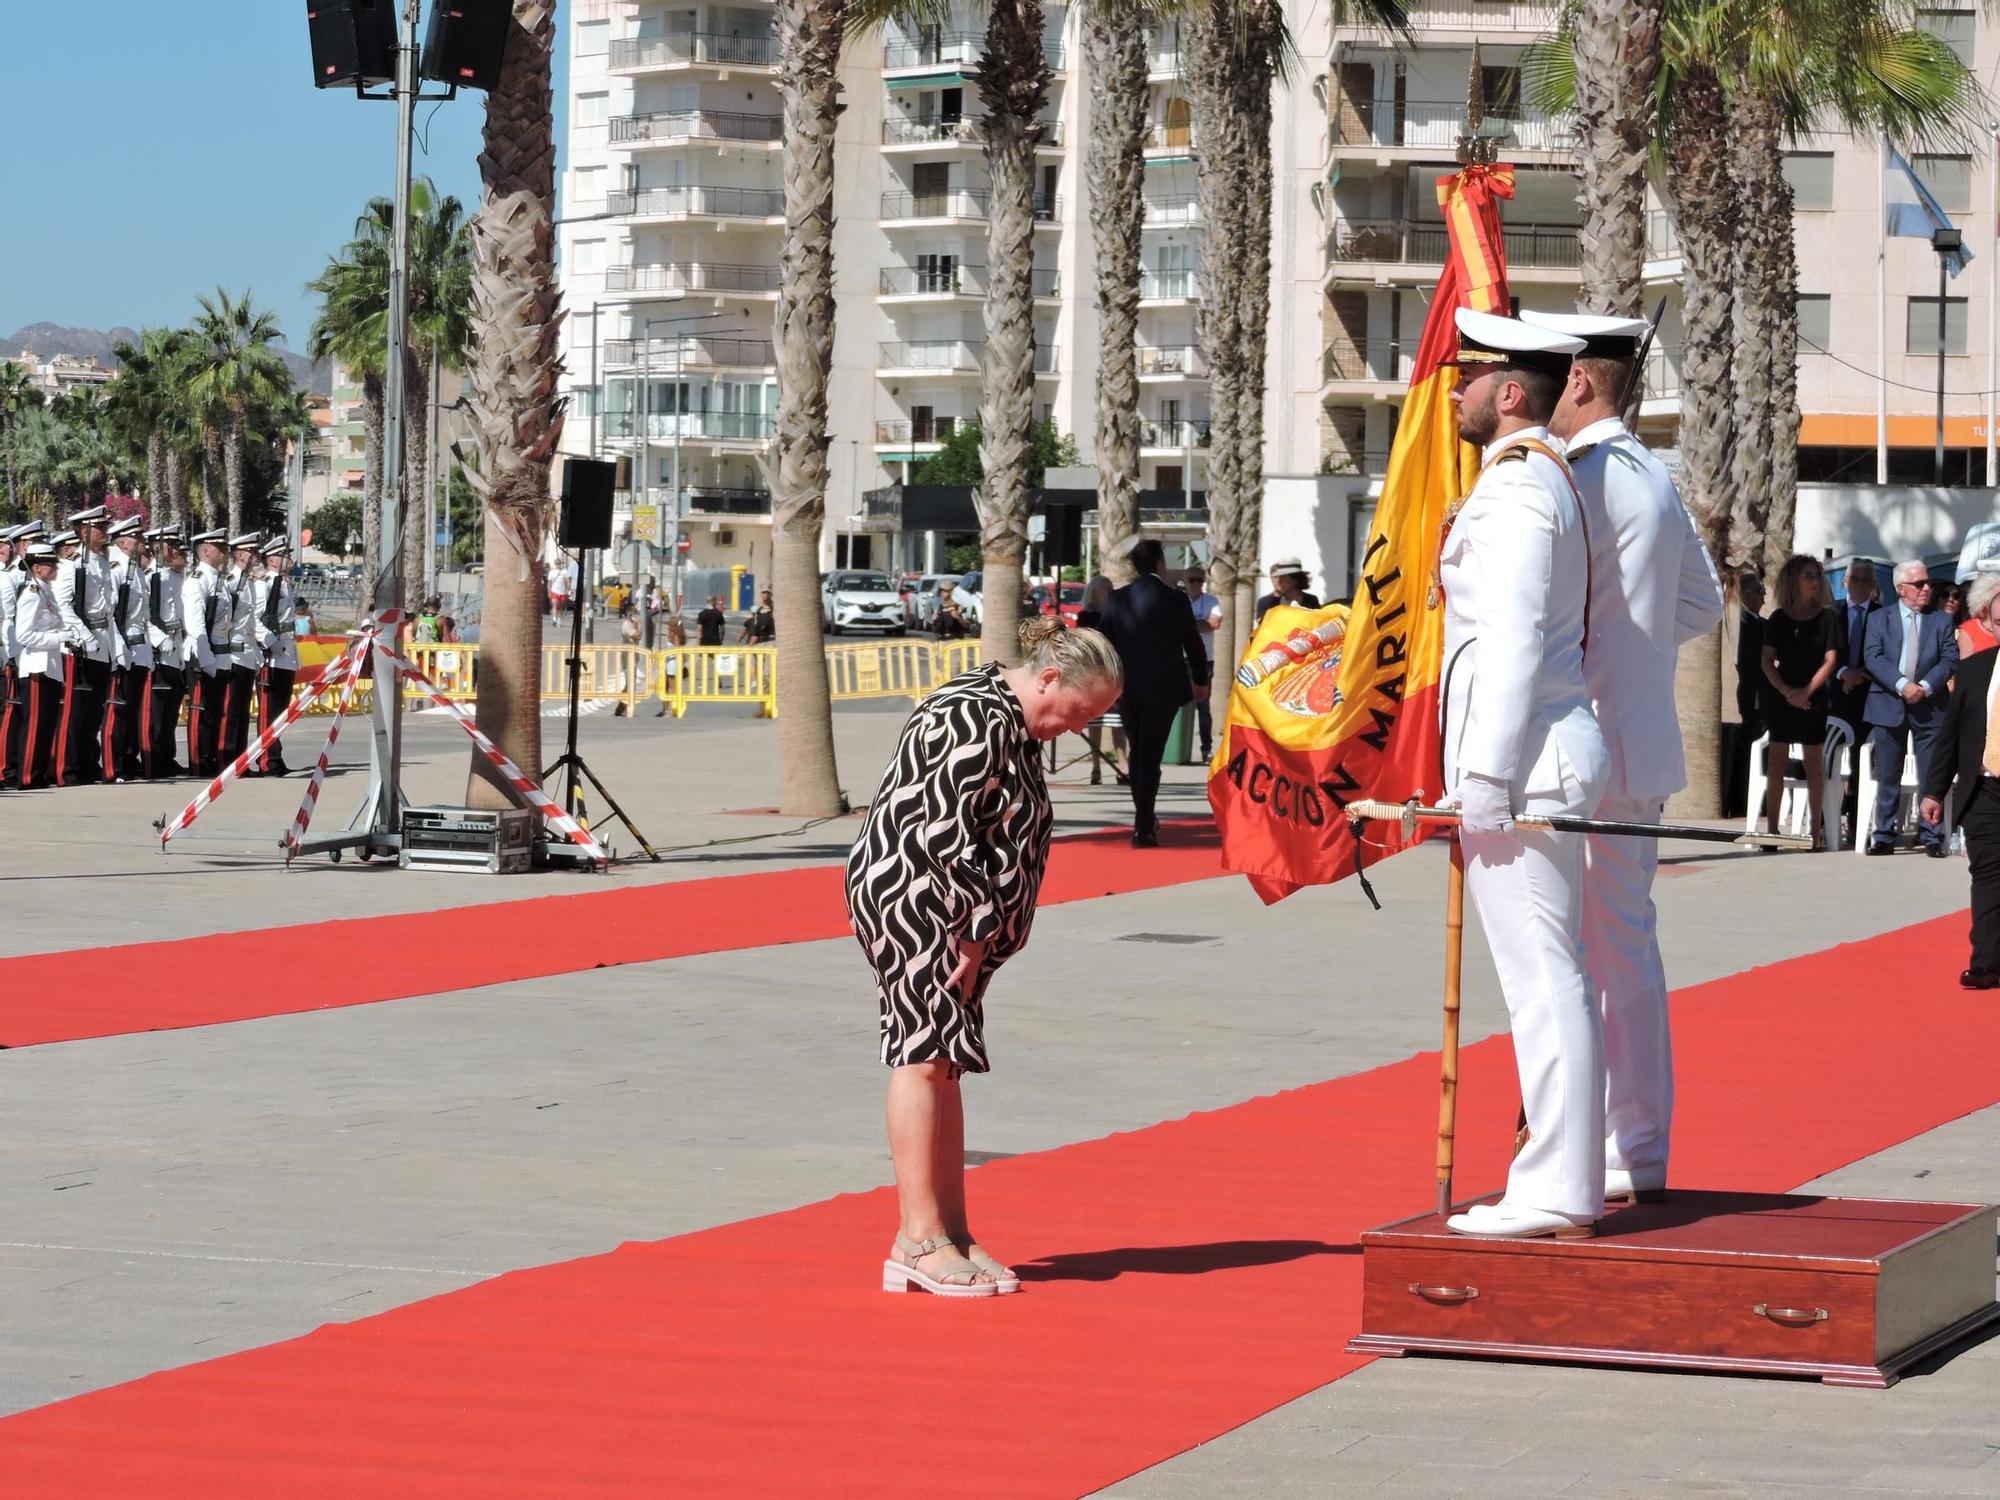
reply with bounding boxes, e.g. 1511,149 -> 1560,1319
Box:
935,600 -> 971,639
1253,556 -> 1320,627
1096,537 -> 1211,847
1758,554 -> 1841,850
1181,566 -> 1221,760
696,594 -> 727,647
1960,569 -> 2000,660
293,599 -> 315,639
549,564 -> 572,619
643,576 -> 665,649
1920,572 -> 2000,987
1077,573 -> 1112,631
1863,560 -> 1959,855
619,604 -> 642,643
1936,580 -> 1966,623
1830,560 -> 1880,838
740,588 -> 776,644
413,596 -> 443,645
1723,572 -> 1765,821
437,614 -> 460,643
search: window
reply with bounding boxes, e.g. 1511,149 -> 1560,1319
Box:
1782,152 -> 1835,211
1480,65 -> 1522,116
1913,153 -> 1972,214
1157,464 -> 1184,494
571,164 -> 606,209
1907,295 -> 1968,355
570,238 -> 605,275
576,18 -> 611,56
1796,294 -> 1831,350
1918,6 -> 1976,66
575,91 -> 610,128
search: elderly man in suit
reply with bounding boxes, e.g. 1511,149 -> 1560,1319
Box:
1922,571 -> 2000,987
1863,560 -> 1958,855
1096,537 -> 1210,847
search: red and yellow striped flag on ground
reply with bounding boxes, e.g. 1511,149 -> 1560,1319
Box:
1208,163 -> 1517,902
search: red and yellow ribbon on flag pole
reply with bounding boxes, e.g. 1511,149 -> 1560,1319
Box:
1208,163 -> 1517,902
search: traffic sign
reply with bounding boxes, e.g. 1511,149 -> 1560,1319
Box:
631,504 -> 661,543
675,532 -> 693,555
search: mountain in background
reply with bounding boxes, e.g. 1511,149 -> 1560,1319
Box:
4,322 -> 330,396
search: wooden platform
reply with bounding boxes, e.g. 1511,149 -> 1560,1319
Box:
1348,1192 -> 2000,1387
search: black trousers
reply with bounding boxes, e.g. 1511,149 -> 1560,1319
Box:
59,653 -> 110,785
188,668 -> 226,776
220,663 -> 257,768
1122,699 -> 1182,835
0,662 -> 17,784
1193,693 -> 1213,759
256,668 -> 296,773
103,662 -> 145,781
145,663 -> 186,779
1962,780 -> 2000,974
8,671 -> 61,788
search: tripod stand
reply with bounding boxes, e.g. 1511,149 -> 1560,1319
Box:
543,548 -> 660,862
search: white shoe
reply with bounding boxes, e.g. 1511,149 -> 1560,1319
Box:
1446,1202 -> 1596,1239
1605,1167 -> 1667,1206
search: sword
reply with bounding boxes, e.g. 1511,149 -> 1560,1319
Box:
1345,798 -> 1813,849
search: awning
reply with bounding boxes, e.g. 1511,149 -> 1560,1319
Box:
886,71 -> 968,89
1800,412 -> 1992,447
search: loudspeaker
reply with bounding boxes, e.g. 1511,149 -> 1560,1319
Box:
1041,501 -> 1083,565
421,0 -> 511,90
559,459 -> 617,550
307,0 -> 396,89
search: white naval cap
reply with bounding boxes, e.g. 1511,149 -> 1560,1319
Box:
106,515 -> 143,540
1519,310 -> 1650,359
1447,307 -> 1585,379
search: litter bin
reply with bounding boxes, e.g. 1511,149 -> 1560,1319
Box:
1165,702 -> 1195,765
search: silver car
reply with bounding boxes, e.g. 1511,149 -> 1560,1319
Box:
821,570 -> 906,635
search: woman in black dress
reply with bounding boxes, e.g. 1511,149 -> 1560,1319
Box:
1759,554 -> 1841,849
848,618 -> 1121,1296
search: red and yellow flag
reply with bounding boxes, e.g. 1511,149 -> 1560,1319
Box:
1208,163 -> 1516,902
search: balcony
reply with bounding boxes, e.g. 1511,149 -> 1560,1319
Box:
880,116 -> 1064,148
1330,100 -> 1576,154
1336,0 -> 1558,36
878,265 -> 1060,298
685,485 -> 773,517
1325,217 -> 1580,272
1321,339 -> 1414,388
1146,42 -> 1183,77
1137,345 -> 1206,379
1142,122 -> 1197,156
1139,419 -> 1211,449
1144,194 -> 1202,228
877,341 -> 1059,374
1643,342 -> 1682,401
607,184 -> 785,221
608,31 -> 779,72
880,31 -> 1068,71
1139,268 -> 1199,301
875,418 -> 964,445
879,189 -> 1062,223
1647,210 -> 1683,261
602,334 -> 776,370
606,411 -> 776,444
609,108 -> 783,148
604,261 -> 783,296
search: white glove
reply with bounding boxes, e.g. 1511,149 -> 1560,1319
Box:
1452,773 -> 1515,836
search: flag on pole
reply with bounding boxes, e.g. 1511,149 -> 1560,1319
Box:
1207,162 -> 1517,902
1885,145 -> 1973,276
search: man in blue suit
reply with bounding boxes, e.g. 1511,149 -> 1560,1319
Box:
1862,560 -> 1957,855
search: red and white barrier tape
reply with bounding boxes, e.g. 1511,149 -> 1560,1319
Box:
281,634 -> 372,864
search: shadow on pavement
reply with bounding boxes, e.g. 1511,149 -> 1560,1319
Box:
1016,1238 -> 1359,1282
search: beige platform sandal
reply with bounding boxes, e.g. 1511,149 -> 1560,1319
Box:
882,1233 -> 1000,1297
961,1243 -> 1021,1294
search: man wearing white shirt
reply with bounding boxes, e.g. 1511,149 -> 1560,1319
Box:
1528,310 -> 1725,1206
1437,309 -> 1610,1241
1862,560 -> 1956,855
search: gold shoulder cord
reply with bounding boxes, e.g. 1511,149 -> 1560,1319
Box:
1427,438 -> 1593,656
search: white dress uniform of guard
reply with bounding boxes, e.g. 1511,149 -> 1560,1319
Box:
1524,311 -> 1727,1206
252,537 -> 298,775
52,506 -> 126,785
10,543 -> 71,788
144,530 -> 191,780
0,524 -> 49,783
1436,308 -> 1611,1239
219,533 -> 265,768
182,529 -> 234,778
104,514 -> 153,782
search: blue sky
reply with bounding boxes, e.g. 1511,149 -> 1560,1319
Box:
0,2 -> 569,366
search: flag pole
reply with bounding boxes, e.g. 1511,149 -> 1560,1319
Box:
1436,840 -> 1465,1217
1988,122 -> 1997,487
1879,136 -> 1891,484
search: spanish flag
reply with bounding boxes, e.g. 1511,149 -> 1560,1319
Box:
1208,163 -> 1516,902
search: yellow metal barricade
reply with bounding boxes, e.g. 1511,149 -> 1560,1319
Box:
932,639 -> 983,684
656,645 -> 777,717
403,641 -> 480,701
825,639 -> 939,703
535,643 -> 655,714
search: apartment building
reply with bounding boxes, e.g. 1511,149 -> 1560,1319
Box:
14,351 -> 117,399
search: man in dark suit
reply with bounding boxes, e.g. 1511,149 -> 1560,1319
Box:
1831,559 -> 1881,836
1723,572 -> 1765,819
1097,537 -> 1210,847
1921,573 -> 2000,986
1863,560 -> 1958,855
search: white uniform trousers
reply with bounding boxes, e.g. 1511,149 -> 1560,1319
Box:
1462,779 -> 1605,1221
1583,793 -> 1672,1182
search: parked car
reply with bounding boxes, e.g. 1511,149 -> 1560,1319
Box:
1027,582 -> 1085,625
821,570 -> 907,635
950,571 -> 983,625
911,573 -> 960,629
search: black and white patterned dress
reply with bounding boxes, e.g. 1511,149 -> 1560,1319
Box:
846,665 -> 1055,1075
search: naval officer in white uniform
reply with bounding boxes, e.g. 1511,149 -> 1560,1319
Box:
1437,308 -> 1610,1240
1525,310 -> 1725,1206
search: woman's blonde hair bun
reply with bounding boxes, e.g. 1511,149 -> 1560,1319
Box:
1016,614 -> 1123,688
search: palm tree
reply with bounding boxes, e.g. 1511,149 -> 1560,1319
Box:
308,249 -> 389,588
186,290 -> 291,536
462,0 -> 565,808
0,359 -> 38,518
971,0 -> 1055,666
1572,0 -> 1663,315
104,328 -> 184,523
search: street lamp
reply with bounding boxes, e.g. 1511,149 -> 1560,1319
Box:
1932,225 -> 1963,485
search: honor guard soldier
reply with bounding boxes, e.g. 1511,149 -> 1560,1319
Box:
144,530 -> 191,779
9,544 -> 69,789
53,506 -> 125,785
103,514 -> 152,782
220,532 -> 264,768
1524,310 -> 1725,1207
0,520 -> 48,786
1436,309 -> 1611,1240
254,537 -> 298,775
183,528 -> 233,777
52,529 -> 79,561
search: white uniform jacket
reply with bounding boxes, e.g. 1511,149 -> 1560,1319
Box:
0,564 -> 20,662
55,550 -> 126,667
253,573 -> 300,673
1440,426 -> 1608,804
148,566 -> 189,667
110,552 -> 154,671
225,566 -> 264,670
182,562 -> 232,676
15,578 -> 69,683
1568,417 -> 1725,803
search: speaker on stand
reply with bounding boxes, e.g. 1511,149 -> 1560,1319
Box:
306,0 -> 398,89
421,0 -> 513,89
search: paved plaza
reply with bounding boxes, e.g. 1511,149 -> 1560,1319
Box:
1,700 -> 1995,1494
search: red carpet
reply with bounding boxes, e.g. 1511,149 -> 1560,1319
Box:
0,820 -> 1222,1048
2,914 -> 1994,1496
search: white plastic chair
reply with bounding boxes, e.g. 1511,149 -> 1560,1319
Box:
1745,717 -> 1852,849
1853,728 -> 1954,855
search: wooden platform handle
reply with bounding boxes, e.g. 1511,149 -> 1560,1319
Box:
1754,1303 -> 1828,1326
1409,1283 -> 1479,1304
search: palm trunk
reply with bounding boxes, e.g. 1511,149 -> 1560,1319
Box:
1725,86 -> 1783,579
402,348 -> 429,608
202,428 -> 225,529
770,0 -> 848,817
1760,156 -> 1802,581
1231,28 -> 1275,630
224,413 -> 247,537
975,0 -> 1050,668
1572,0 -> 1661,315
1666,616 -> 1723,819
144,430 -> 167,526
1664,64 -> 1735,564
362,373 -> 386,594
167,445 -> 190,529
463,0 -> 563,808
1084,6 -> 1146,585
